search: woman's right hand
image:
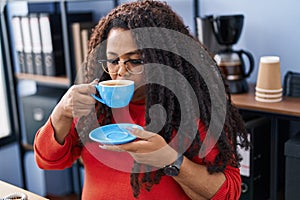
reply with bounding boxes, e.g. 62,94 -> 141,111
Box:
51,79 -> 98,144
56,79 -> 98,119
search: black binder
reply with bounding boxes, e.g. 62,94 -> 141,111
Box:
239,117 -> 270,200
283,71 -> 300,97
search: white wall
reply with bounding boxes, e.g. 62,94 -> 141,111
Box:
119,0 -> 196,35
199,0 -> 300,83
121,0 -> 300,84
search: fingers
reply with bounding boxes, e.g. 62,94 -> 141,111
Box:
73,91 -> 96,105
116,129 -> 163,153
70,79 -> 100,100
99,144 -> 125,152
90,78 -> 100,85
127,127 -> 156,140
111,128 -> 156,152
74,84 -> 97,96
98,128 -> 178,168
61,80 -> 99,118
72,78 -> 99,96
71,89 -> 96,117
72,106 -> 94,117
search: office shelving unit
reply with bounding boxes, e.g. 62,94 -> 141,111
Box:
1,0 -> 119,196
4,0 -> 119,89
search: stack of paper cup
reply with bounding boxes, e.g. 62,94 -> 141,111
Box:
255,56 -> 282,103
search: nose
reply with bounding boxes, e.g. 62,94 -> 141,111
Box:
117,62 -> 129,77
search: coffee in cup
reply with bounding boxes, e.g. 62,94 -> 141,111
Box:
92,80 -> 134,108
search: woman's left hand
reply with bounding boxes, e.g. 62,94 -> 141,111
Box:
101,128 -> 178,168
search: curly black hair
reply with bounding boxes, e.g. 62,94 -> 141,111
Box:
76,0 -> 250,198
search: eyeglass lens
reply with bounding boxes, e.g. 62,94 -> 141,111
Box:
100,59 -> 144,74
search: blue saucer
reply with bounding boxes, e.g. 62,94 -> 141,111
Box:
89,123 -> 143,145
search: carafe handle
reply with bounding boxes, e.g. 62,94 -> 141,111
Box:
237,49 -> 254,78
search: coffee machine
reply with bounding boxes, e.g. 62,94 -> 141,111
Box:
211,14 -> 254,93
207,14 -> 254,94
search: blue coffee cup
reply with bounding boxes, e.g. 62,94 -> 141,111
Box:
91,80 -> 134,108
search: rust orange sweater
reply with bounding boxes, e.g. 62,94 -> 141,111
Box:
34,102 -> 241,199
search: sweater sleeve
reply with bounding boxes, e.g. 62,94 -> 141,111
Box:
197,121 -> 242,200
211,166 -> 241,200
34,117 -> 82,170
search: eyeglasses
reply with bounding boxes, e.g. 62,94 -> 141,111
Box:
99,58 -> 144,75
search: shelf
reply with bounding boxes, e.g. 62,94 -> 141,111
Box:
16,73 -> 70,88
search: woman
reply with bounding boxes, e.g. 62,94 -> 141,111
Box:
34,1 -> 250,199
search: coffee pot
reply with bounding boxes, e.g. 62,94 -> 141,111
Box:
211,14 -> 254,94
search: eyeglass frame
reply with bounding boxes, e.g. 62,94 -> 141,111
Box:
98,58 -> 144,75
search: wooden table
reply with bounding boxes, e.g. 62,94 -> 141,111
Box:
231,84 -> 300,200
231,85 -> 300,118
0,180 -> 49,200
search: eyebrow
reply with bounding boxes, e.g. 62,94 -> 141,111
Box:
107,50 -> 140,57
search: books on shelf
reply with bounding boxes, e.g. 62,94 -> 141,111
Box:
20,15 -> 35,74
10,13 -> 65,77
67,12 -> 94,82
9,11 -> 95,80
81,28 -> 89,62
71,22 -> 83,78
71,21 -> 95,80
39,13 -> 57,76
11,16 -> 26,73
40,13 -> 65,77
29,13 -> 43,75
